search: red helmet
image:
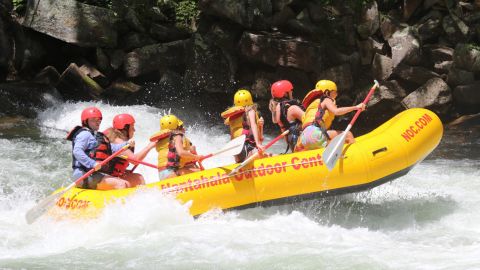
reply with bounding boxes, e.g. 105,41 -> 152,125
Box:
271,80 -> 293,98
113,114 -> 135,130
81,107 -> 102,122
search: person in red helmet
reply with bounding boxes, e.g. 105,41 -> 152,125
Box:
66,107 -> 134,190
269,80 -> 305,152
102,114 -> 156,188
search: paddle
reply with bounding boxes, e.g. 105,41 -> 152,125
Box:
323,80 -> 379,171
228,130 -> 290,176
25,144 -> 130,224
124,134 -> 247,171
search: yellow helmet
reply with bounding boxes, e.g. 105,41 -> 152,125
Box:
234,89 -> 253,107
315,80 -> 337,92
160,114 -> 184,130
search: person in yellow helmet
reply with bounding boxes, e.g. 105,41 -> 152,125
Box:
296,80 -> 365,151
221,89 -> 264,162
151,114 -> 202,180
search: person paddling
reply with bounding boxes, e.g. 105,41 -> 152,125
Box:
268,80 -> 305,153
296,80 -> 365,151
221,89 -> 265,163
66,107 -> 134,190
103,114 -> 156,187
152,114 -> 202,180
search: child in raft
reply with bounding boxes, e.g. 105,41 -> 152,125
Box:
151,114 -> 203,180
221,89 -> 265,162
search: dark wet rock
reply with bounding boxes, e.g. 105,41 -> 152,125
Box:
442,15 -> 469,43
433,61 -> 453,74
149,23 -> 190,42
388,27 -> 422,68
380,14 -> 403,40
356,1 -> 379,40
106,49 -> 125,71
318,64 -> 353,92
372,53 -> 393,81
95,48 -> 112,76
0,82 -> 60,117
23,0 -> 118,48
148,7 -> 168,23
403,0 -> 423,21
357,37 -> 385,65
447,67 -> 475,87
199,0 -> 272,30
393,64 -> 440,85
102,80 -> 142,101
122,32 -> 155,51
272,0 -> 293,12
453,81 -> 480,113
33,66 -> 60,85
79,63 -> 109,88
125,8 -> 145,33
239,32 -> 324,73
130,70 -> 185,107
402,77 -> 452,115
184,34 -> 234,93
447,113 -> 480,128
271,6 -> 296,27
123,40 -> 188,78
453,43 -> 480,75
416,10 -> 443,43
56,63 -> 103,101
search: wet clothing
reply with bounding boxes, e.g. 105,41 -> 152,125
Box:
295,125 -> 328,152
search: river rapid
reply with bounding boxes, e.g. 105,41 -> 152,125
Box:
0,101 -> 479,270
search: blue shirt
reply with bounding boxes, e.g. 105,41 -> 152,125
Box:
72,130 -> 127,180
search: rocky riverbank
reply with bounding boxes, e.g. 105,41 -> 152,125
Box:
0,0 -> 479,128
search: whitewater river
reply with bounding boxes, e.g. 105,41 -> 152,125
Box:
0,101 -> 479,270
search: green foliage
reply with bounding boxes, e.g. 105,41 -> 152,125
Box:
13,0 -> 26,13
174,0 -> 199,30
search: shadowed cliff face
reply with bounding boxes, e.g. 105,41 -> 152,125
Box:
1,0 -> 480,126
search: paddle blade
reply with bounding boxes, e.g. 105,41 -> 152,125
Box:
25,190 -> 65,224
322,132 -> 347,171
214,135 -> 246,157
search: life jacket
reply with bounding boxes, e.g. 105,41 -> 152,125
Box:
152,130 -> 195,170
152,129 -> 172,169
314,96 -> 335,130
241,106 -> 261,145
277,99 -> 304,152
167,132 -> 183,170
67,126 -> 94,171
301,97 -> 335,130
221,106 -> 245,139
89,131 -> 114,174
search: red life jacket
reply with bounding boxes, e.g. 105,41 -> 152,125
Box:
167,133 -> 182,171
241,110 -> 256,145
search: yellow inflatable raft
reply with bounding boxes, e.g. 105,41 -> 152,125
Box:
49,108 -> 443,219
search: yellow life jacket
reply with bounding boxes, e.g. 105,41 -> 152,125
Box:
151,130 -> 197,169
301,98 -> 335,130
151,130 -> 171,168
221,106 -> 246,139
